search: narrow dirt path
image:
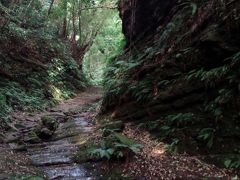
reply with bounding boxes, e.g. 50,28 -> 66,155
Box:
0,87 -> 102,179
0,87 -> 237,179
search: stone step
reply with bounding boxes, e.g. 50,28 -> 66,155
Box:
28,143 -> 78,154
30,152 -> 74,166
25,116 -> 99,178
43,165 -> 90,179
46,176 -> 93,180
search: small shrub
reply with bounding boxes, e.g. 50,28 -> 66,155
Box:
224,159 -> 240,168
198,128 -> 215,148
165,113 -> 194,126
89,128 -> 143,160
165,138 -> 180,154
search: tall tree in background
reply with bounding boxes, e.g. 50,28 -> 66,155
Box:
47,0 -> 117,65
0,0 -> 117,66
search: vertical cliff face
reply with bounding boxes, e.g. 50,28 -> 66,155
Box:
102,0 -> 240,166
119,0 -> 177,45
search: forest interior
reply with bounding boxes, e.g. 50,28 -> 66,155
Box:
0,0 -> 240,179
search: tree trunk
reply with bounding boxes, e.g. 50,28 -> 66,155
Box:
78,0 -> 82,45
71,1 -> 76,41
62,17 -> 68,39
62,0 -> 68,39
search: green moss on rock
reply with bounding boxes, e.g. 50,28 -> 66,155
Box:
41,116 -> 59,131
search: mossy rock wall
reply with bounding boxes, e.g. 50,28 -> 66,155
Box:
102,0 -> 240,167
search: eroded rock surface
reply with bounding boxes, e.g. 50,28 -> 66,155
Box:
0,87 -> 102,179
28,115 -> 97,179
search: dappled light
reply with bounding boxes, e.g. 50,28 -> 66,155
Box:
151,148 -> 166,157
82,7 -> 124,85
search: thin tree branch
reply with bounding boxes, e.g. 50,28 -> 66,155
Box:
80,5 -> 117,11
47,0 -> 55,16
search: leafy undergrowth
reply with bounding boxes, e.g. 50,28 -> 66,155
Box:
74,127 -> 142,163
136,111 -> 240,170
121,124 -> 236,179
75,114 -> 237,179
0,2 -> 87,128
